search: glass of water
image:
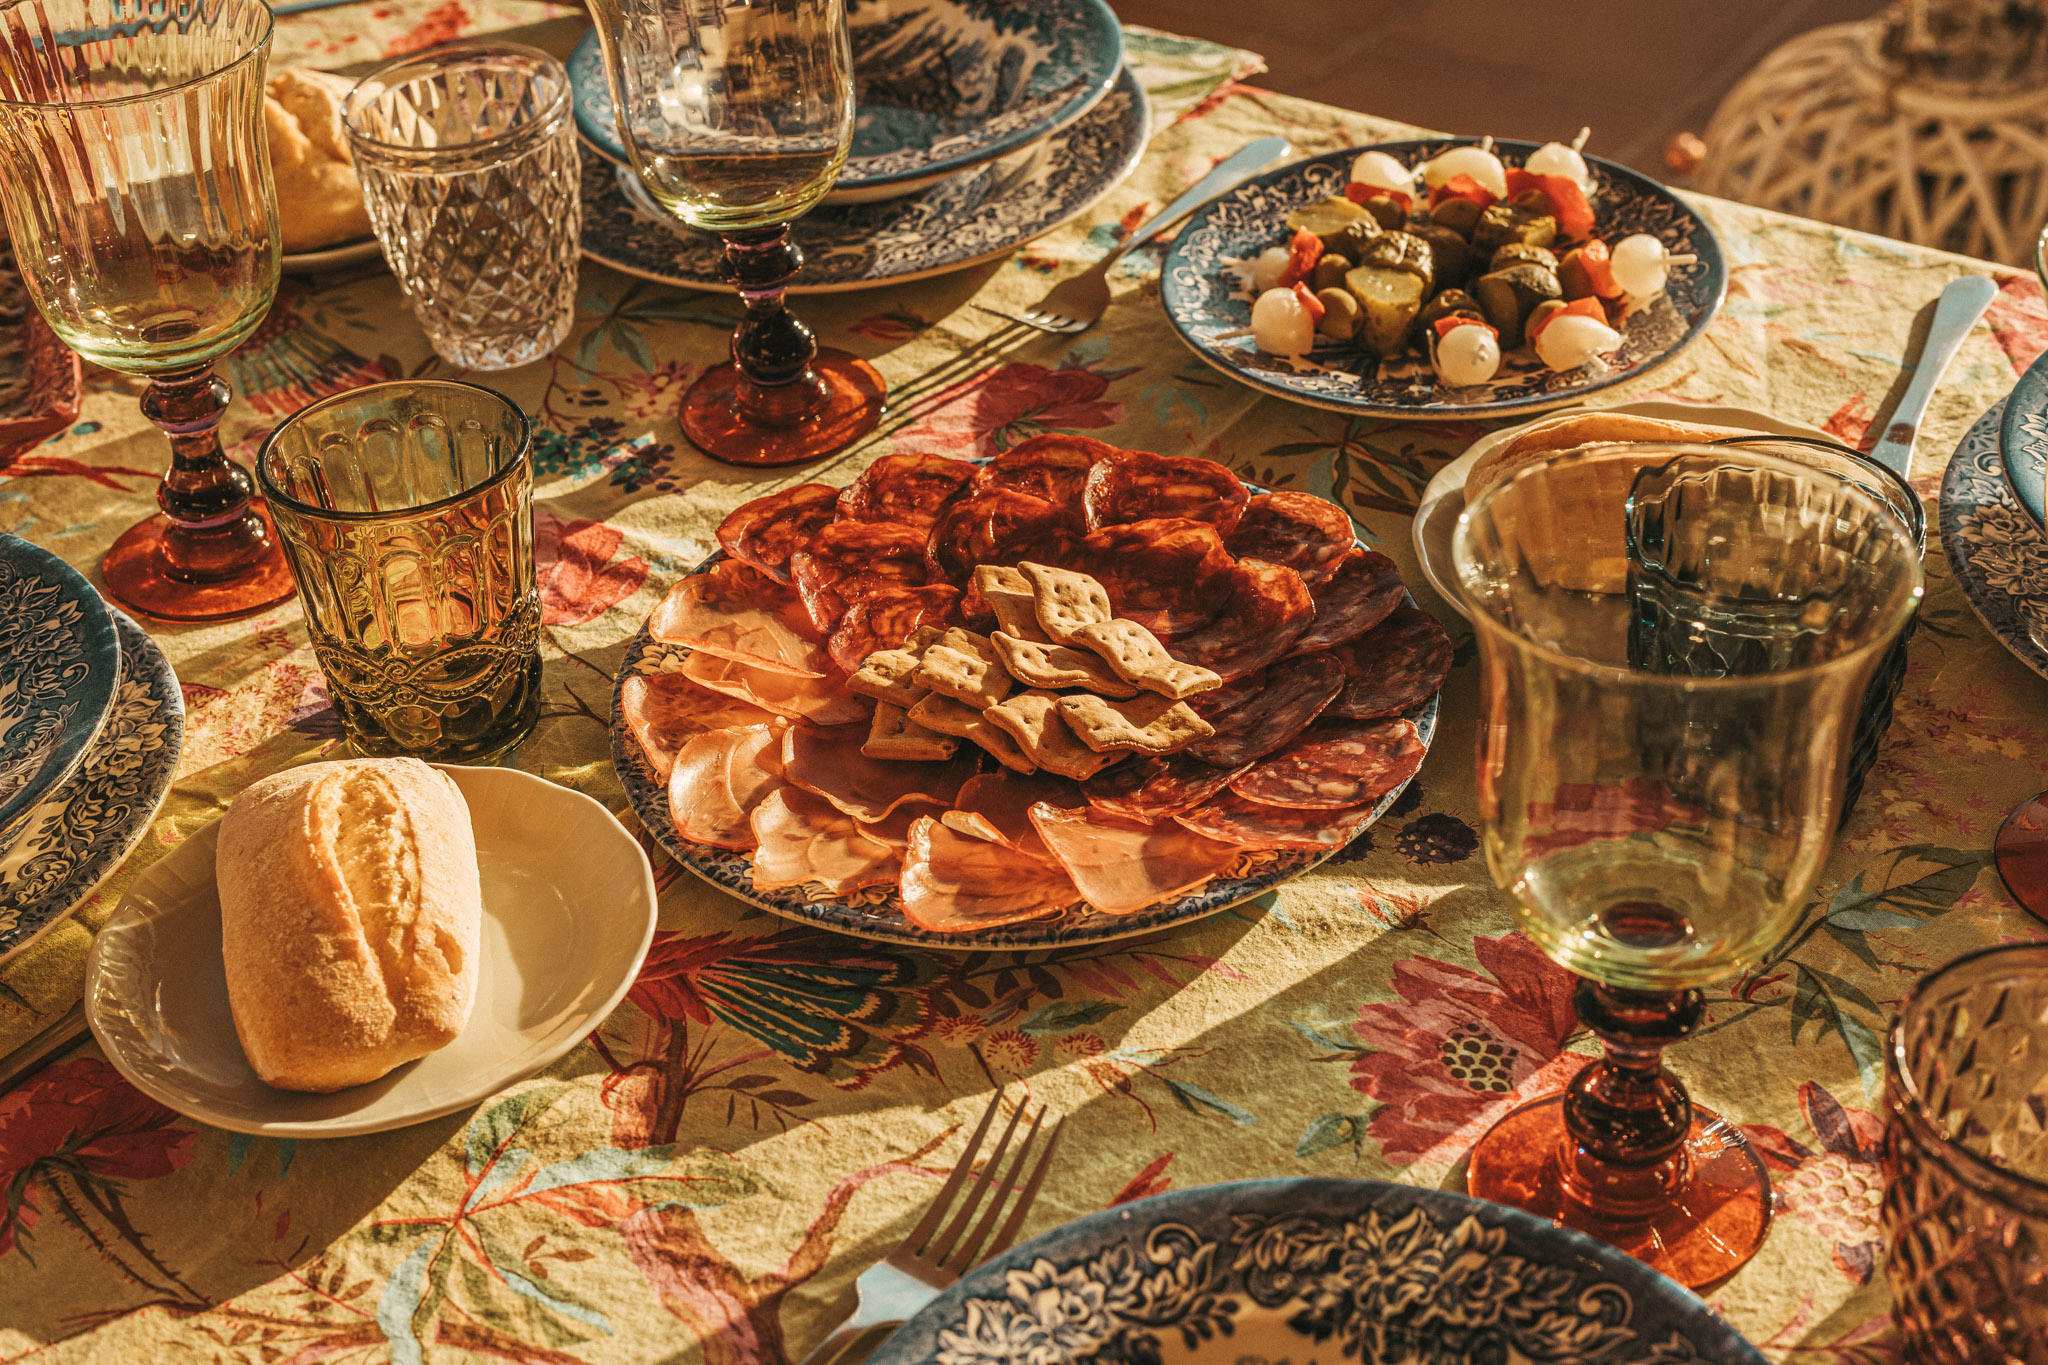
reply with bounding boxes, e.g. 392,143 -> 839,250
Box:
344,42 -> 579,371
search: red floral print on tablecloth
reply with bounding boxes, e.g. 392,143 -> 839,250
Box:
1985,272 -> 2048,372
1744,1081 -> 1886,1283
537,511 -> 649,627
889,360 -> 1124,458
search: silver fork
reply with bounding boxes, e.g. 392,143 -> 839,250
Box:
795,1091 -> 1066,1365
980,135 -> 1291,334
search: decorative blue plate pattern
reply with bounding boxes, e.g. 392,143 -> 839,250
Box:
1998,349 -> 2048,530
569,0 -> 1123,200
0,532 -> 120,849
580,64 -> 1147,294
866,1179 -> 1768,1365
0,609 -> 184,961
1943,395 -> 2048,680
1158,139 -> 1728,421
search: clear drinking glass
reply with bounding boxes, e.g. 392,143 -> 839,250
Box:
0,0 -> 295,621
256,381 -> 541,763
586,0 -> 885,466
343,42 -> 580,372
1882,944 -> 2048,1363
1452,443 -> 1923,1288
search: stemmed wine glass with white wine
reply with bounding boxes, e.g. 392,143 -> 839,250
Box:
587,0 -> 886,466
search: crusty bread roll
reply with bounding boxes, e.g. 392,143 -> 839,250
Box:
265,68 -> 374,252
1463,411 -> 1751,506
217,757 -> 482,1092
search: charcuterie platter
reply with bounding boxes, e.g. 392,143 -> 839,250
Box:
609,441 -> 1446,950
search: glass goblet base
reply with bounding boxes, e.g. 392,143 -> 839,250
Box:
101,508 -> 297,622
681,348 -> 885,467
1995,791 -> 2048,923
1466,1091 -> 1772,1289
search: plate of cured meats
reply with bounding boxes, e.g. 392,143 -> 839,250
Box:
609,439 -> 1448,949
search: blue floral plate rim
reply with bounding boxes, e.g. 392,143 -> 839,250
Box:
866,1177 -> 1767,1365
0,532 -> 121,846
1942,393 -> 2048,681
1997,348 -> 2048,530
1157,138 -> 1728,421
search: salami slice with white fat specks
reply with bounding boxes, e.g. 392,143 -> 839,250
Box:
973,434 -> 1119,508
1083,752 -> 1248,822
1080,517 -> 1234,637
838,453 -> 976,530
1164,558 -> 1315,683
714,483 -> 841,583
790,520 -> 930,635
1186,651 -> 1344,767
1326,608 -> 1453,719
1230,718 -> 1426,810
1083,449 -> 1249,534
1225,491 -> 1355,588
1173,790 -> 1383,851
1288,550 -> 1406,656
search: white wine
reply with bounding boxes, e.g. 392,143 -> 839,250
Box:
633,145 -> 844,233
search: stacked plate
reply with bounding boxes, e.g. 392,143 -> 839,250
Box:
1940,350 -> 2048,679
0,532 -> 184,963
571,0 -> 1143,292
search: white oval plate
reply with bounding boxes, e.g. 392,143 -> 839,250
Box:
1409,400 -> 1833,615
85,765 -> 657,1137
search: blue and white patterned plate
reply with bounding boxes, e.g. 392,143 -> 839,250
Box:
580,63 -> 1146,294
610,544 -> 1436,950
867,1178 -> 1767,1365
0,533 -> 120,851
1943,395 -> 2048,680
0,609 -> 183,962
1158,139 -> 1727,421
1997,349 -> 2048,529
569,0 -> 1122,204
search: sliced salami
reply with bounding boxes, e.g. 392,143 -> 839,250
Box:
1327,607 -> 1453,719
1186,651 -> 1344,767
1225,491 -> 1355,589
973,433 -> 1121,507
1080,518 -> 1235,636
1083,449 -> 1250,534
1230,718 -> 1426,810
925,488 -> 1081,584
714,483 -> 841,583
1083,752 -> 1247,822
1173,790 -> 1382,851
1187,668 -> 1269,721
827,583 -> 964,673
838,453 -> 976,530
1289,550 -> 1406,656
790,520 -> 930,635
1164,558 -> 1315,683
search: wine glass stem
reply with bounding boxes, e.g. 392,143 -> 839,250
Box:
1558,979 -> 1701,1219
141,363 -> 276,583
721,226 -> 831,428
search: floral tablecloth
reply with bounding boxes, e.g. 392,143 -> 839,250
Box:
3,9 -> 2046,1361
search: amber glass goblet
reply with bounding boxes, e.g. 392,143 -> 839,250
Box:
0,0 -> 293,621
586,0 -> 883,466
1450,443 -> 1924,1288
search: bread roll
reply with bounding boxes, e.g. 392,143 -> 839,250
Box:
264,68 -> 374,252
217,757 -> 482,1092
1463,411 -> 1751,506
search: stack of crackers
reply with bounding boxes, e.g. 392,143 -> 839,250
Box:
847,564 -> 1223,779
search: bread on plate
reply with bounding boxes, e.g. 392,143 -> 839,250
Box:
264,68 -> 374,252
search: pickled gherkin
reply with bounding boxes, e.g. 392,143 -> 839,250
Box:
1472,202 -> 1557,257
1333,217 -> 1383,262
1310,252 -> 1353,291
1285,197 -> 1371,252
1489,242 -> 1558,273
1416,288 -> 1485,336
1429,196 -> 1485,240
1412,223 -> 1473,292
1357,231 -> 1434,283
1353,194 -> 1408,231
1472,264 -> 1562,348
1344,264 -> 1427,356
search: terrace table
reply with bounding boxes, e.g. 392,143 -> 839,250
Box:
2,6 -> 2043,1358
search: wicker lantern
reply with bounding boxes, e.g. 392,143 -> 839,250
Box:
1696,0 -> 2048,265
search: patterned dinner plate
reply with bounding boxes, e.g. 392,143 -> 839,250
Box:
1943,394 -> 2048,679
865,1178 -> 1767,1365
567,0 -> 1123,203
610,558 -> 1438,952
1158,139 -> 1727,421
1997,348 -> 2048,530
0,609 -> 182,963
579,64 -> 1147,294
0,533 -> 120,851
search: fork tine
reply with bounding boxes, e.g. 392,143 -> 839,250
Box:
986,1115 -> 1065,1259
945,1106 -> 1045,1271
903,1091 -> 1003,1253
924,1096 -> 1026,1265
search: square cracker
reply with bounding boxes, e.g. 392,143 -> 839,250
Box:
1019,562 -> 1113,645
975,565 -> 1052,643
847,625 -> 944,708
1069,619 -> 1223,700
1055,692 -> 1215,755
990,632 -> 1139,699
908,692 -> 1036,773
983,690 -> 1123,780
864,700 -> 957,761
914,627 -> 1014,709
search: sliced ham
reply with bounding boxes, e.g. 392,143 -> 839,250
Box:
1026,802 -> 1243,915
899,816 -> 1078,932
647,562 -> 828,677
852,800 -> 940,851
620,671 -> 778,779
668,724 -> 786,850
750,786 -> 899,894
680,650 -> 869,727
781,725 -> 977,824
943,771 -> 1080,861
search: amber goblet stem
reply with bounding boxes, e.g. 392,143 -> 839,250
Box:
721,226 -> 831,429
1559,981 -> 1702,1215
141,363 -> 277,582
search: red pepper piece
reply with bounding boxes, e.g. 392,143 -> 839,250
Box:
1292,281 -> 1326,322
1432,315 -> 1498,340
1529,294 -> 1609,344
1427,173 -> 1497,212
1276,227 -> 1324,289
1505,167 -> 1596,240
1344,183 -> 1412,214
